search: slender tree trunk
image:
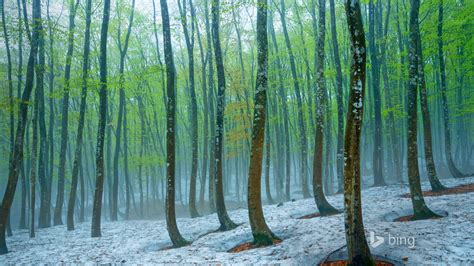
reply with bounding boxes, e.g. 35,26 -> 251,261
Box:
91,0 -> 111,238
54,0 -> 79,226
343,1 -> 374,264
211,0 -> 239,231
67,0 -> 92,231
312,0 -> 340,216
178,0 -> 200,218
161,0 -> 190,247
205,0 -> 216,213
368,0 -> 385,187
416,26 -> 446,192
406,0 -> 439,220
329,0 -> 345,193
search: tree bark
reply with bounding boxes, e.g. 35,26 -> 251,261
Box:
67,0 -> 92,231
247,0 -> 280,247
406,0 -> 439,220
343,0 -> 374,264
161,0 -> 191,247
91,0 -> 111,238
54,0 -> 80,226
311,0 -> 340,216
211,0 -> 238,231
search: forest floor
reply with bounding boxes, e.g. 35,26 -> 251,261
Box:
1,176 -> 473,264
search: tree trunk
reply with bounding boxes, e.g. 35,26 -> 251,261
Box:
248,0 -> 280,246
91,0 -> 111,238
161,0 -> 190,247
54,0 -> 79,226
368,0 -> 385,187
210,0 -> 238,231
406,0 -> 439,220
67,0 -> 92,231
312,0 -> 340,216
415,25 -> 446,192
343,0 -> 374,264
329,0 -> 345,193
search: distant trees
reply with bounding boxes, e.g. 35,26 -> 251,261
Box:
343,0 -> 374,264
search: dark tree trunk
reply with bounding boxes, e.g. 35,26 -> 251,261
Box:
205,0 -> 216,213
406,0 -> 439,220
329,0 -> 345,193
343,0 -> 374,264
178,0 -> 200,218
67,0 -> 92,231
415,26 -> 446,192
54,0 -> 79,226
161,0 -> 190,247
0,0 -> 41,254
368,0 -> 385,187
91,0 -> 111,238
211,0 -> 238,231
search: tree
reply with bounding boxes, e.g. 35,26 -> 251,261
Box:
312,0 -> 340,216
91,0 -> 111,238
178,0 -> 200,218
329,0 -> 345,192
53,0 -> 80,226
67,0 -> 93,231
415,20 -> 446,192
0,0 -> 41,254
161,0 -> 191,247
343,0 -> 374,264
406,0 -> 439,220
211,0 -> 238,231
368,0 -> 385,187
111,0 -> 136,222
247,0 -> 280,247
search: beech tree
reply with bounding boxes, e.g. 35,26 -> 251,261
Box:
247,0 -> 280,247
343,0 -> 374,264
91,0 -> 111,238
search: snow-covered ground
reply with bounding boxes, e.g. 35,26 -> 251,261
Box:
2,177 -> 473,264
